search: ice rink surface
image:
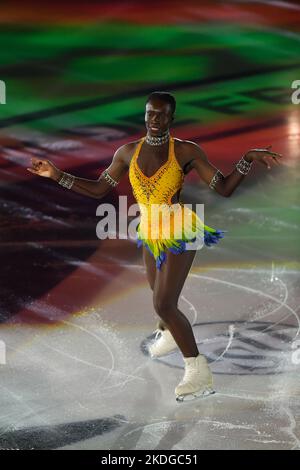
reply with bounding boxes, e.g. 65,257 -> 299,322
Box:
1,213 -> 299,450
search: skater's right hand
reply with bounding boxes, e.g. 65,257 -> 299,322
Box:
27,157 -> 62,181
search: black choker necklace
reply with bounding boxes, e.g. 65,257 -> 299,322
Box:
145,130 -> 170,146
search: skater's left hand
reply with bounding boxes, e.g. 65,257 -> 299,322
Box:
244,146 -> 283,169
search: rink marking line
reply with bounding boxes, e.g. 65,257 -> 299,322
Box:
1,342 -> 97,424
38,340 -> 145,382
211,324 -> 235,363
0,383 -> 52,440
279,396 -> 300,450
217,388 -> 300,449
180,294 -> 235,364
101,363 -> 148,392
120,416 -> 267,446
181,295 -> 198,326
61,319 -> 146,385
105,264 -> 299,340
4,319 -> 146,389
139,263 -> 299,341
249,277 -> 292,338
11,267 -> 299,384
2,267 -> 298,409
189,273 -> 300,340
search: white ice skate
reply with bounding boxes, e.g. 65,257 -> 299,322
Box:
175,354 -> 215,402
148,328 -> 178,358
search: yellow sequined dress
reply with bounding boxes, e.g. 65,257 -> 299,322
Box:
129,135 -> 225,270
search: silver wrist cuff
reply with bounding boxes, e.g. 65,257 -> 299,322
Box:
58,172 -> 75,189
209,170 -> 224,190
101,170 -> 119,187
235,156 -> 253,175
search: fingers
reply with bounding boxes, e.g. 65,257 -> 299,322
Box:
30,158 -> 48,176
257,148 -> 283,170
31,157 -> 43,164
31,157 -> 46,168
261,154 -> 282,169
261,157 -> 271,169
265,145 -> 283,159
272,156 -> 281,165
27,156 -> 50,177
26,167 -> 38,174
268,151 -> 282,158
265,152 -> 283,166
246,146 -> 283,171
253,147 -> 283,159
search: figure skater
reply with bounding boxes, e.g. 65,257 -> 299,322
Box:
27,91 -> 282,402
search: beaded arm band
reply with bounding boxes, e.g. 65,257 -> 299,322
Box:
57,169 -> 119,190
209,169 -> 224,190
58,172 -> 75,189
100,169 -> 119,187
235,156 -> 253,175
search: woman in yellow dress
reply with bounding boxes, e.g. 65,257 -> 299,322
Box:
28,91 -> 282,401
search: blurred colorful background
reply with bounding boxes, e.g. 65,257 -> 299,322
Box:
1,0 -> 299,323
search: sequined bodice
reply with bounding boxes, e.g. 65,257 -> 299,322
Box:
128,135 -> 225,270
129,136 -> 184,205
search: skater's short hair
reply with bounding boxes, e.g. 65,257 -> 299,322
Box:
146,91 -> 176,115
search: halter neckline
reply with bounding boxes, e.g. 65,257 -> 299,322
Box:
135,136 -> 173,180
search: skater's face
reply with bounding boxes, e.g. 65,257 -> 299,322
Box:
145,98 -> 174,137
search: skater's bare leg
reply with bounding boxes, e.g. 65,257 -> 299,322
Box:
143,246 -> 168,330
153,249 -> 198,358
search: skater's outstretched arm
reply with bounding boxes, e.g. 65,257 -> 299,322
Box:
182,141 -> 283,197
27,145 -> 129,199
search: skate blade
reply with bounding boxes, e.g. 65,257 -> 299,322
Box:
176,388 -> 215,403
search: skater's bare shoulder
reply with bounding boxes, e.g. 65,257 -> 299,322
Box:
113,138 -> 143,169
100,140 -> 139,180
174,138 -> 208,161
174,137 -> 225,190
173,137 -> 208,175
